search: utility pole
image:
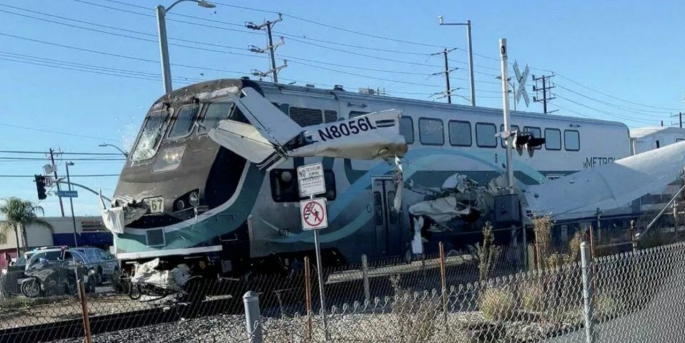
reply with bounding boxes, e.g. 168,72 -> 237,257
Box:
246,14 -> 287,83
65,162 -> 78,247
443,49 -> 452,104
429,48 -> 458,104
670,112 -> 682,128
532,74 -> 556,114
49,148 -> 65,217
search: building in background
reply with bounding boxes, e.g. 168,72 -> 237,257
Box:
0,216 -> 113,268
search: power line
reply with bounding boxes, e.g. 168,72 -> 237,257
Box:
0,7 -> 488,81
0,174 -> 120,178
555,73 -> 681,111
555,84 -> 672,115
0,157 -> 125,161
0,123 -> 119,143
0,150 -> 123,156
0,52 -> 204,84
217,2 -> 448,49
555,94 -> 658,124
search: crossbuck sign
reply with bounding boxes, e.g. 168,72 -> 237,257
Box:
513,60 -> 530,108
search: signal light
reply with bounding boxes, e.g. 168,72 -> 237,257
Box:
34,175 -> 47,200
513,132 -> 545,157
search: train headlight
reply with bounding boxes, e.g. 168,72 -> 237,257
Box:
189,192 -> 199,207
152,146 -> 185,172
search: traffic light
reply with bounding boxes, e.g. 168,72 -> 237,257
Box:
513,132 -> 546,157
34,175 -> 47,200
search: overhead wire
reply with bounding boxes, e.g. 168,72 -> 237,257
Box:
4,0 -> 675,121
555,95 -> 659,124
0,150 -> 124,156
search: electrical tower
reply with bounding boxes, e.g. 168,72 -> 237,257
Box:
532,74 -> 556,114
246,14 -> 287,83
429,48 -> 459,103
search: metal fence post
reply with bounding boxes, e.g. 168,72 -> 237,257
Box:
243,291 -> 263,343
580,241 -> 594,343
361,254 -> 370,303
77,273 -> 92,343
438,242 -> 449,333
304,256 -> 312,342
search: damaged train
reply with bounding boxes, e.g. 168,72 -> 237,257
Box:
100,78 -> 637,294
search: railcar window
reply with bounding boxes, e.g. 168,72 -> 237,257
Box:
419,118 -> 444,145
289,107 -> 323,126
272,102 -> 290,115
476,123 -> 497,148
499,124 -> 520,148
199,101 -> 248,133
349,111 -> 369,118
168,104 -> 199,139
270,169 -> 336,202
131,110 -> 171,162
545,128 -> 562,150
523,126 -> 542,150
324,110 -> 338,123
448,120 -> 471,147
564,130 -> 580,151
399,117 -> 414,144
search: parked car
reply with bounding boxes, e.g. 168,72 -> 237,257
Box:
72,246 -> 118,285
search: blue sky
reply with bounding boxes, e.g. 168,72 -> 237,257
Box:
0,0 -> 683,218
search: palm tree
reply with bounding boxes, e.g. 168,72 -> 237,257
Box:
0,197 -> 53,257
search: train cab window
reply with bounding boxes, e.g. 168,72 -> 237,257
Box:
289,107 -> 324,127
499,124 -> 520,148
448,120 -> 471,147
269,169 -> 336,202
475,122 -> 497,148
523,126 -> 542,150
198,102 -> 247,134
168,104 -> 199,139
399,117 -> 414,144
564,130 -> 580,151
545,128 -> 562,150
130,110 -> 171,162
677,138 -> 685,142
419,118 -> 444,145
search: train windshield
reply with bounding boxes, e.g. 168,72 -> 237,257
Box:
131,110 -> 170,162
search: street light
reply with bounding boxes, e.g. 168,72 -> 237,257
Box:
98,143 -> 129,158
156,0 -> 216,95
65,162 -> 78,247
438,15 -> 475,107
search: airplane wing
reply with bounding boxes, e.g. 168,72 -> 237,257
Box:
207,120 -> 276,164
232,87 -> 303,147
207,87 -> 408,170
523,140 -> 685,220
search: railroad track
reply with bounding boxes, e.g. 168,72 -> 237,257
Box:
0,296 -> 242,343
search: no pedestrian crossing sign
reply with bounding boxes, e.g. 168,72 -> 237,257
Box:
300,198 -> 328,231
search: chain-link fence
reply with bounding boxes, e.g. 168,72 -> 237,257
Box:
3,216 -> 685,343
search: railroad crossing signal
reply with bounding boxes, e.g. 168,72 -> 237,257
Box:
513,60 -> 530,108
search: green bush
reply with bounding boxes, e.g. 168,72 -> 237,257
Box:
479,287 -> 516,321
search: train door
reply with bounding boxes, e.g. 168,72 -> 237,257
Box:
371,177 -> 402,257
